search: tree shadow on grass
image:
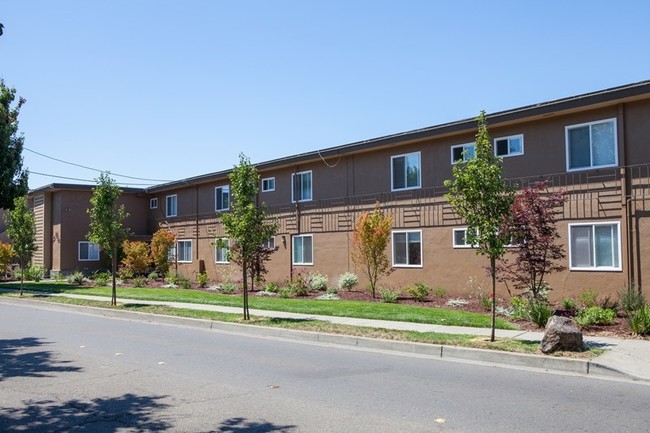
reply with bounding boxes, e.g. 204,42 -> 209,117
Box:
0,337 -> 82,381
0,393 -> 172,432
207,417 -> 297,433
266,318 -> 315,324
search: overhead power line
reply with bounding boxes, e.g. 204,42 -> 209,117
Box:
30,171 -> 157,187
25,147 -> 174,182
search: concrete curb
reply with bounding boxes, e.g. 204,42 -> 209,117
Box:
0,296 -> 636,381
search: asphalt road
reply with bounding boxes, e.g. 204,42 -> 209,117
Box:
1,301 -> 649,433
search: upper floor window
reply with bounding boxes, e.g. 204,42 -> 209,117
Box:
494,134 -> 524,158
149,198 -> 158,209
566,119 -> 617,171
166,195 -> 177,217
215,238 -> 229,263
78,241 -> 100,261
392,230 -> 422,267
451,143 -> 475,164
391,152 -> 421,191
215,186 -> 230,211
292,234 -> 313,265
292,171 -> 312,202
569,222 -> 621,271
262,177 -> 275,192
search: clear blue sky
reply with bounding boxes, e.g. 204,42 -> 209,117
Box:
3,1 -> 650,190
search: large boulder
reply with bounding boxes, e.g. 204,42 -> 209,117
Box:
540,315 -> 583,354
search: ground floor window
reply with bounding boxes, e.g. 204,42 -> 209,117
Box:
392,230 -> 422,267
569,222 -> 621,271
171,240 -> 192,263
78,241 -> 100,261
292,235 -> 313,265
216,239 -> 229,263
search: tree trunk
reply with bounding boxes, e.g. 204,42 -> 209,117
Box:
490,255 -> 496,342
242,258 -> 249,320
111,248 -> 117,306
19,258 -> 24,297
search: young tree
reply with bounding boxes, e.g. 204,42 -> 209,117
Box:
219,153 -> 278,320
87,173 -> 130,305
351,203 -> 393,298
0,241 -> 13,278
444,111 -> 514,342
122,240 -> 151,276
4,196 -> 36,295
498,182 -> 566,300
0,80 -> 29,210
150,228 -> 175,277
228,241 -> 277,291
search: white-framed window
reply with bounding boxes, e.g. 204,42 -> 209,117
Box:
451,143 -> 475,164
215,186 -> 230,211
566,118 -> 617,171
453,228 -> 473,248
262,177 -> 275,192
150,198 -> 158,209
392,230 -> 422,267
494,134 -> 524,158
391,152 -> 421,191
292,171 -> 312,202
265,237 -> 275,250
166,195 -> 177,217
174,240 -> 192,263
215,238 -> 229,264
569,222 -> 621,271
292,234 -> 313,265
78,241 -> 100,261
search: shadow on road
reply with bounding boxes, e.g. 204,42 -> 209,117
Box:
0,337 -> 82,381
0,393 -> 172,432
208,417 -> 297,433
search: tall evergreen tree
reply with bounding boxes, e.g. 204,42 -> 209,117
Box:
0,80 -> 29,209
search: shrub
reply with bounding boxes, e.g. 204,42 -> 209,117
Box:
118,266 -> 134,281
278,288 -> 292,298
379,288 -> 399,303
628,307 -> 650,335
326,286 -> 338,295
93,271 -> 111,287
148,271 -> 160,281
405,282 -> 431,302
528,300 -> 553,328
177,276 -> 192,290
618,283 -> 646,316
509,297 -> 530,320
562,298 -> 577,310
220,282 -> 237,294
0,242 -> 14,277
150,229 -> 175,275
477,292 -> 492,311
289,280 -> 309,297
197,272 -> 209,288
580,288 -> 599,308
166,272 -> 180,285
264,282 -> 279,293
132,277 -> 147,288
67,271 -> 85,286
24,265 -> 44,282
337,272 -> 358,291
576,306 -> 616,326
308,272 -> 328,291
599,295 -> 619,313
433,287 -> 447,299
121,240 -> 151,276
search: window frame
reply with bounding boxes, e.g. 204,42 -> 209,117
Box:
291,171 -> 313,203
215,238 -> 229,264
262,177 -> 275,192
494,134 -> 524,158
452,228 -> 473,248
451,143 -> 475,164
149,198 -> 158,209
215,185 -> 230,212
568,221 -> 621,271
175,239 -> 192,263
392,230 -> 423,268
166,194 -> 177,217
390,151 -> 421,192
565,118 -> 618,172
292,234 -> 313,265
78,241 -> 100,261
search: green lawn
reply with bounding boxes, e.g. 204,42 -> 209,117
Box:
0,281 -> 516,330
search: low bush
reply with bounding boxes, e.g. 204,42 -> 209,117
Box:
478,292 -> 492,311
337,272 -> 358,291
24,265 -> 44,282
220,282 -> 237,294
308,272 -> 328,291
264,282 -> 279,293
177,276 -> 192,290
618,284 -> 646,316
93,271 -> 111,287
599,295 -> 619,313
132,277 -> 147,288
289,280 -> 309,297
148,271 -> 160,281
580,288 -> 599,308
118,266 -> 134,281
278,288 -> 292,298
628,307 -> 650,335
405,282 -> 431,302
562,298 -> 577,310
433,287 -> 447,299
509,297 -> 530,320
67,271 -> 85,286
576,306 -> 616,327
379,288 -> 399,303
197,272 -> 209,288
528,300 -> 553,328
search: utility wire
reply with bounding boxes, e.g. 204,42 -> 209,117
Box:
30,171 -> 157,187
25,147 -> 174,182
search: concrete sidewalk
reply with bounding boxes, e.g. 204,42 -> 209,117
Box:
4,291 -> 650,383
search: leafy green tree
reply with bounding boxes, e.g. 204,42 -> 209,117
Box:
0,80 -> 29,210
4,196 -> 36,295
351,203 -> 393,298
87,173 -> 130,305
444,111 -> 514,341
219,153 -> 277,320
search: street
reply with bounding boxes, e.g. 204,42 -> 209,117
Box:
1,300 -> 649,432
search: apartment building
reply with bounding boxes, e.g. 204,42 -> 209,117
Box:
29,80 -> 650,299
